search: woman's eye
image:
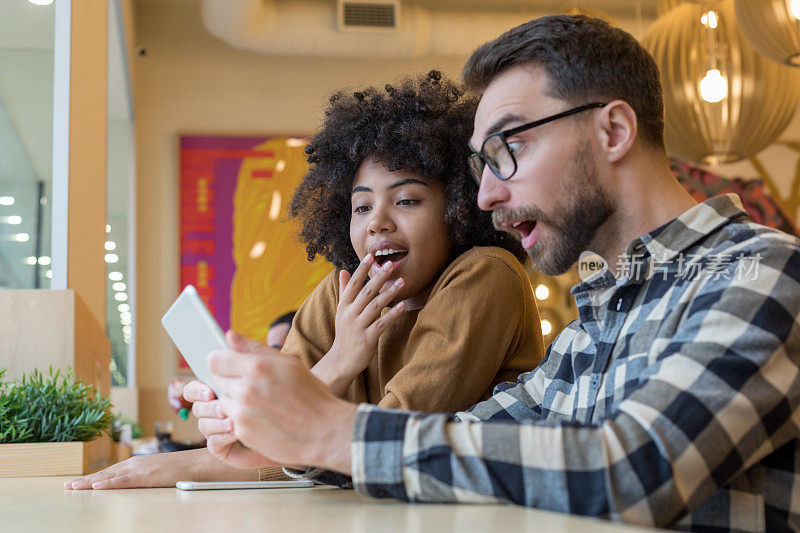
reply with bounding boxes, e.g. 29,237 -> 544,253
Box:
354,205 -> 371,214
397,198 -> 419,206
507,141 -> 524,157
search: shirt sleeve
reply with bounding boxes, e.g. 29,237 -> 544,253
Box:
378,252 -> 544,412
350,243 -> 800,528
281,269 -> 338,369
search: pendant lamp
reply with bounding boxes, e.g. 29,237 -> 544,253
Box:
735,0 -> 800,66
643,0 -> 800,164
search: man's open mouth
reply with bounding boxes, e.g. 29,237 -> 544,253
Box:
510,219 -> 536,237
374,248 -> 408,267
501,219 -> 539,249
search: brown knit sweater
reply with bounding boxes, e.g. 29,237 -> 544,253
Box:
259,246 -> 544,480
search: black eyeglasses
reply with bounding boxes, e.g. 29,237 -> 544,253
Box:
468,103 -> 607,185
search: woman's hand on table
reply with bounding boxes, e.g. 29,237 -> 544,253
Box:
64,448 -> 202,490
311,254 -> 406,396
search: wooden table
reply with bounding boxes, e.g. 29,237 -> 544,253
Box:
0,476 -> 657,532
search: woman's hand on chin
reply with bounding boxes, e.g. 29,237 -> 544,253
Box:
312,253 -> 407,396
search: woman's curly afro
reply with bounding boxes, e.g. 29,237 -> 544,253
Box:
289,70 -> 526,272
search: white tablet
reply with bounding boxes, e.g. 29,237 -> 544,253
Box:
161,284 -> 227,397
176,480 -> 314,491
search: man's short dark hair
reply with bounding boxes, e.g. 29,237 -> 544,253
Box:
462,15 -> 666,151
270,311 -> 296,329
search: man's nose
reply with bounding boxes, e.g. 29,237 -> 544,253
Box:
367,206 -> 396,234
477,169 -> 511,211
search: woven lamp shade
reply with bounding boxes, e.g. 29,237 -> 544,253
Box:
735,0 -> 800,66
643,0 -> 800,165
657,0 -> 703,16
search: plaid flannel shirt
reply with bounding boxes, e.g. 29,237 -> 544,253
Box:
288,194 -> 800,530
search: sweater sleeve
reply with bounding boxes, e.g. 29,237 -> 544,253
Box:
281,268 -> 369,405
281,269 -> 338,369
378,248 -> 545,413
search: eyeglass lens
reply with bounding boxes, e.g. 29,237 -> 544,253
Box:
470,135 -> 516,184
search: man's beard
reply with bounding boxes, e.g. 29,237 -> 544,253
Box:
492,146 -> 614,276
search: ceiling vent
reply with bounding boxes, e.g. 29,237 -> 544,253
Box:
337,0 -> 400,32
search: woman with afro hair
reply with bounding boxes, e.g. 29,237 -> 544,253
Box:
66,71 -> 544,490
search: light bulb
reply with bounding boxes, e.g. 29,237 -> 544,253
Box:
109,271 -> 123,281
105,241 -> 116,251
114,292 -> 128,302
791,0 -> 800,20
0,196 -> 14,206
700,10 -> 718,28
541,319 -> 553,336
28,0 -> 54,5
105,253 -> 119,263
534,284 -> 550,301
700,69 -> 727,103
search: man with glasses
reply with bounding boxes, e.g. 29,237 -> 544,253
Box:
186,15 -> 800,530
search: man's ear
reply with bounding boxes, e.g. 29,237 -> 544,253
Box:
597,100 -> 637,163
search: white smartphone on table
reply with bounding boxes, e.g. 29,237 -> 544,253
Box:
161,284 -> 227,397
176,480 -> 314,491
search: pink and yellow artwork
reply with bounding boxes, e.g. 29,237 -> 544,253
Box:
179,135 -> 331,369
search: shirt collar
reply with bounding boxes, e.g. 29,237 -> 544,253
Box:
571,194 -> 750,294
629,193 -> 749,264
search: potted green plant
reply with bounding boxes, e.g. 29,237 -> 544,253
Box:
0,367 -> 114,477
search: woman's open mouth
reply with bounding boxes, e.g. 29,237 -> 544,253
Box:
374,248 -> 408,267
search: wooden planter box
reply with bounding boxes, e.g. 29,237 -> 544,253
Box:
0,442 -> 90,477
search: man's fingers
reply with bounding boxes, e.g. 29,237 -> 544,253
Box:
207,349 -> 256,378
206,431 -> 240,460
183,380 -> 216,403
226,330 -> 270,355
339,254 -> 374,305
191,399 -> 224,419
198,417 -> 234,438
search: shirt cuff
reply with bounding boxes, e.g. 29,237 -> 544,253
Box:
351,403 -> 414,501
282,466 -> 353,488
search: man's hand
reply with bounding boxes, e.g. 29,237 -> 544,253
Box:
312,253 -> 406,396
208,348 -> 358,473
183,379 -> 278,469
183,330 -> 284,468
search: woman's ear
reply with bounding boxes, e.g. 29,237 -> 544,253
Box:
597,100 -> 637,164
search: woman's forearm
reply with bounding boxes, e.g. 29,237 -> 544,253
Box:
309,347 -> 360,398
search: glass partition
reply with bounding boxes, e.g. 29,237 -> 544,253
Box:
107,0 -> 136,386
0,1 -> 55,289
